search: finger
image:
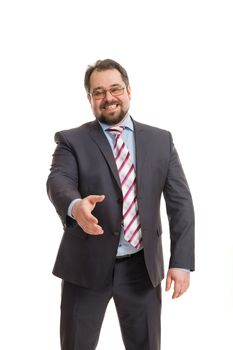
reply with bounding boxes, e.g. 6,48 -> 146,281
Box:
89,195 -> 105,204
78,217 -> 103,233
179,281 -> 190,296
165,273 -> 172,291
75,215 -> 94,229
83,223 -> 104,235
172,289 -> 182,299
91,224 -> 104,235
172,281 -> 182,299
84,212 -> 99,224
173,282 -> 190,299
173,286 -> 187,299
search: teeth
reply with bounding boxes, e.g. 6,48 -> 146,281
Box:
105,104 -> 117,110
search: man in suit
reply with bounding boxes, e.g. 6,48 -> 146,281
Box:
47,59 -> 195,350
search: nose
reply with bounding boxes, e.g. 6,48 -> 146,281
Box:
104,90 -> 113,100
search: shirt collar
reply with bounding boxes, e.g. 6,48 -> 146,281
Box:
98,113 -> 134,132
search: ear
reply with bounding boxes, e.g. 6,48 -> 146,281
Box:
87,93 -> 91,103
127,85 -> 131,99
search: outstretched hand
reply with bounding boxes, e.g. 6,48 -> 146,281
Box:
165,269 -> 190,299
71,195 -> 105,235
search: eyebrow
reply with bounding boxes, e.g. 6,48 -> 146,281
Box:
92,84 -> 122,92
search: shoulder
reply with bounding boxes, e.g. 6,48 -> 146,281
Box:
132,119 -> 174,153
54,121 -> 97,144
133,119 -> 172,138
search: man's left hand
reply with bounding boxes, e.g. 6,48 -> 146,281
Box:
165,269 -> 190,299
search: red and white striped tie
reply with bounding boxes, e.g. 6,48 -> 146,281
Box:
107,126 -> 142,249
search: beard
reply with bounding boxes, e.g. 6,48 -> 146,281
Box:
97,110 -> 127,125
95,100 -> 129,125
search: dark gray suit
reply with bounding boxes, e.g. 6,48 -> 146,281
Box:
47,118 -> 195,350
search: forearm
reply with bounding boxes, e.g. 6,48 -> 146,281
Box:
47,174 -> 81,224
47,131 -> 81,225
164,134 -> 195,271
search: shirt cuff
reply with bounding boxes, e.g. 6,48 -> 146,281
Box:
170,268 -> 190,272
67,198 -> 81,218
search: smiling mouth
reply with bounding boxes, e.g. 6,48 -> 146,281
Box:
101,103 -> 120,110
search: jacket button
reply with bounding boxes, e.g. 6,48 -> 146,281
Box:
113,231 -> 120,236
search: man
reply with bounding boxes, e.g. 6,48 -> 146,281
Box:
47,59 -> 195,350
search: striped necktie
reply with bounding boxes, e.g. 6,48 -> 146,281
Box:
107,126 -> 142,249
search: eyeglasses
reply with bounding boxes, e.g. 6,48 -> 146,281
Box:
89,86 -> 125,100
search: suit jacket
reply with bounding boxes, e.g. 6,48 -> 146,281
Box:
47,118 -> 195,290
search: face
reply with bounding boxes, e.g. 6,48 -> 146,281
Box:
87,69 -> 131,125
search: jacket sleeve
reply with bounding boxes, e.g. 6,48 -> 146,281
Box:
163,133 -> 195,271
46,131 -> 81,228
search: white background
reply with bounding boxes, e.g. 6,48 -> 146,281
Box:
1,1 -> 233,349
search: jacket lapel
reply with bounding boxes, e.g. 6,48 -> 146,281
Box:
88,121 -> 122,189
88,119 -> 148,192
133,120 -> 148,192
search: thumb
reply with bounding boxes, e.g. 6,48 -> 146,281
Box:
165,272 -> 172,292
89,195 -> 105,204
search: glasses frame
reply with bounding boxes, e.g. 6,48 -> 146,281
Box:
89,86 -> 125,100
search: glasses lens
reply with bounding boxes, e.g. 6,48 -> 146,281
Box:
110,87 -> 124,96
92,90 -> 105,100
91,87 -> 125,100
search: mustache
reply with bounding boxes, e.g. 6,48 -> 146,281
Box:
100,101 -> 121,109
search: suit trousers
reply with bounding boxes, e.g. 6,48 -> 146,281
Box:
60,250 -> 161,350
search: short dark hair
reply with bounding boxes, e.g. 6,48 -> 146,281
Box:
84,59 -> 129,92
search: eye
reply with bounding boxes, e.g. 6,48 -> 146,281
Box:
110,87 -> 125,96
111,87 -> 121,93
93,90 -> 105,98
